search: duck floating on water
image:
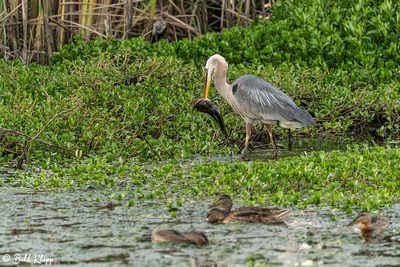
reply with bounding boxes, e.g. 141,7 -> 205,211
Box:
348,212 -> 389,242
348,212 -> 389,231
207,195 -> 291,224
151,229 -> 208,246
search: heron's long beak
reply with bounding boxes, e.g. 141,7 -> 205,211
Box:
203,68 -> 212,99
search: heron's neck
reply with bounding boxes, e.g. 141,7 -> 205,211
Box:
214,65 -> 230,99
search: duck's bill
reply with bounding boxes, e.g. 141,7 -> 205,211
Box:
193,98 -> 226,135
347,218 -> 357,226
208,202 -> 218,209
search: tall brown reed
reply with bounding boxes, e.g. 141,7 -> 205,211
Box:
0,0 -> 269,64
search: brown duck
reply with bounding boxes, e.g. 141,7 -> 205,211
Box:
348,212 -> 389,231
348,212 -> 389,242
151,229 -> 208,246
206,195 -> 291,224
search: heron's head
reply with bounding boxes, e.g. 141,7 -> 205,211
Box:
348,212 -> 372,229
203,54 -> 228,98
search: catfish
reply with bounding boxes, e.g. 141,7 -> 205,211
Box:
193,98 -> 226,137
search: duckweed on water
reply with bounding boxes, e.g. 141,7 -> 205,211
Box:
1,0 -> 400,214
8,145 -> 400,212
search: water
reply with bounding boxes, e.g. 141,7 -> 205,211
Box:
189,135 -> 382,162
0,187 -> 399,266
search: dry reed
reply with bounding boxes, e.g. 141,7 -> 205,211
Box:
0,0 -> 272,64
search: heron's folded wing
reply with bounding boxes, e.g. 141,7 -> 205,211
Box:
232,75 -> 315,126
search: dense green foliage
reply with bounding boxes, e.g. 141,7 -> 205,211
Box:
6,146 -> 400,212
2,55 -> 397,163
1,0 -> 399,210
2,0 -> 399,163
53,0 -> 400,72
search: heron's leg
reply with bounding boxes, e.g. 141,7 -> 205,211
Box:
265,124 -> 278,159
242,122 -> 253,158
288,129 -> 293,151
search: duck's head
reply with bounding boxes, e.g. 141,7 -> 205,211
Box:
185,231 -> 209,246
209,195 -> 233,212
348,212 -> 372,230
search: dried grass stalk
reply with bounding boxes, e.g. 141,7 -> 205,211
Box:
0,0 -> 266,64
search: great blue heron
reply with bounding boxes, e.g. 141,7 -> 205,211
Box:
203,54 -> 316,159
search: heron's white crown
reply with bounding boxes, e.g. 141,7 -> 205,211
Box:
205,54 -> 228,81
205,54 -> 227,69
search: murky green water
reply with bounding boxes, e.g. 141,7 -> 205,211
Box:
1,137 -> 398,266
0,187 -> 399,266
195,135 -> 385,162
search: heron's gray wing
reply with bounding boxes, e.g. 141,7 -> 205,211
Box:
231,75 -> 315,127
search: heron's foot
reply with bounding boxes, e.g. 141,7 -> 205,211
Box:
241,154 -> 249,160
288,136 -> 293,151
223,137 -> 234,146
241,148 -> 249,160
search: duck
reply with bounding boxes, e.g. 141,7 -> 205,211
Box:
348,212 -> 389,231
151,229 -> 208,246
206,195 -> 291,224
